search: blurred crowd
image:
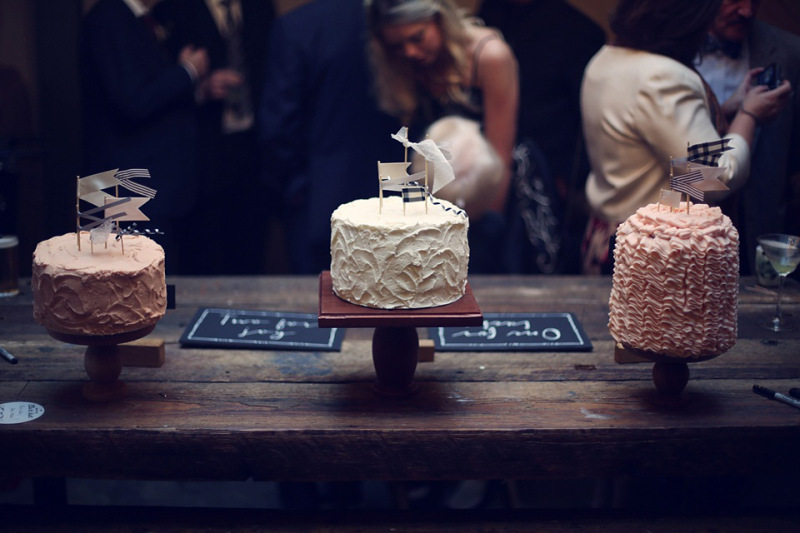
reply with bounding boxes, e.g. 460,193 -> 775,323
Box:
71,0 -> 798,276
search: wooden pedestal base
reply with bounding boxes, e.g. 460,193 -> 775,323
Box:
651,360 -> 691,396
318,272 -> 482,397
615,343 -> 720,396
47,324 -> 156,402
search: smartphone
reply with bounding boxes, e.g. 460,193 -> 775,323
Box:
756,63 -> 782,90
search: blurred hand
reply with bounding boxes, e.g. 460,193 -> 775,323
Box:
179,45 -> 209,79
200,68 -> 244,100
742,79 -> 792,124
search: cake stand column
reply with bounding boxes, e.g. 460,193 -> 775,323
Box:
84,344 -> 127,402
651,360 -> 690,396
372,326 -> 419,396
46,324 -> 156,402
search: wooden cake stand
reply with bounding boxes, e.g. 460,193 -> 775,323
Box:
318,271 -> 483,397
47,324 -> 156,402
616,343 -> 720,395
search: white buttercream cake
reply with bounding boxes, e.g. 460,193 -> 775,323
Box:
32,232 -> 167,336
609,202 -> 739,358
330,196 -> 469,309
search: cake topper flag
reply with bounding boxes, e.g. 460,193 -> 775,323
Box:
685,138 -> 733,167
390,127 -> 454,193
76,168 -> 158,252
667,139 -> 731,207
659,189 -> 682,210
377,127 -> 464,217
670,169 -> 706,201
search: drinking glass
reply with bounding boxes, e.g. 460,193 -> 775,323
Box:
756,233 -> 800,332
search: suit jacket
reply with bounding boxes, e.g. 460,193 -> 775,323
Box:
258,0 -> 400,274
153,2 -> 272,125
79,0 -> 199,218
152,0 -> 274,192
738,20 -> 800,271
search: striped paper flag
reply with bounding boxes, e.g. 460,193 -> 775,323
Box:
687,138 -> 733,166
670,170 -> 705,201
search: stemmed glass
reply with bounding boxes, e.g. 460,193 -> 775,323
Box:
757,233 -> 800,332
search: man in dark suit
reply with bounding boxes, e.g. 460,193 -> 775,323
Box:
696,0 -> 800,274
153,0 -> 275,274
80,0 -> 208,274
258,0 -> 399,274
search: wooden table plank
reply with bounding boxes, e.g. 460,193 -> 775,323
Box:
2,276 -> 799,485
2,377 -> 798,480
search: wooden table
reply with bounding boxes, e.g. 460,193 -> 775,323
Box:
2,275 -> 799,530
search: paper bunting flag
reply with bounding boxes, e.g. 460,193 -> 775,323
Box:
115,168 -> 156,198
76,168 -> 158,251
686,138 -> 733,166
104,196 -> 151,221
401,186 -> 426,203
671,170 -> 705,200
670,158 -> 729,202
378,161 -> 411,180
390,127 -> 455,193
659,189 -> 682,209
78,169 -> 120,207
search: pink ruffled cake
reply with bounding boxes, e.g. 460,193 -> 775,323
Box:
609,203 -> 739,358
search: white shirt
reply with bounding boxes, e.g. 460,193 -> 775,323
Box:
205,0 -> 242,37
695,44 -> 750,104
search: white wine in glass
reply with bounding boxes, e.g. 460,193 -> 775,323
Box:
756,233 -> 800,332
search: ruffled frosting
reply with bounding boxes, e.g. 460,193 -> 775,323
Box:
32,232 -> 166,336
331,197 -> 469,309
609,203 -> 739,357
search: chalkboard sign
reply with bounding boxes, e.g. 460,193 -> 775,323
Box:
180,308 -> 344,351
429,312 -> 592,352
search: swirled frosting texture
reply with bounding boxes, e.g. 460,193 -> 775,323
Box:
331,197 -> 469,309
32,233 -> 166,336
609,203 -> 739,358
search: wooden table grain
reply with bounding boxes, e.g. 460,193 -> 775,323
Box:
2,275 -> 799,529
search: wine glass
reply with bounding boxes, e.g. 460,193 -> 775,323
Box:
756,233 -> 800,332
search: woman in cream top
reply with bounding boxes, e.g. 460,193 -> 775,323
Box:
579,0 -> 789,274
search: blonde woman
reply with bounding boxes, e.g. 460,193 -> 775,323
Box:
366,0 -> 519,216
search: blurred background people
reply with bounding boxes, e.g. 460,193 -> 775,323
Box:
79,0 -> 209,274
366,0 -> 519,273
478,0 -> 605,273
154,0 -> 276,274
579,0 -> 790,274
695,0 -> 800,274
0,64 -> 33,237
259,0 -> 399,275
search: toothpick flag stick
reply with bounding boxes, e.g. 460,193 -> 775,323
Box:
378,161 -> 383,214
424,157 -> 429,214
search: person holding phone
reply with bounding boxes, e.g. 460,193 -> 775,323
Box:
695,0 -> 798,275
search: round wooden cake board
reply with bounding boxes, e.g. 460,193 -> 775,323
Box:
318,272 -> 483,398
47,324 -> 157,402
622,344 -> 720,396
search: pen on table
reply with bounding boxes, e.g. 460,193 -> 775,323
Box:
0,346 -> 18,365
753,385 -> 800,411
